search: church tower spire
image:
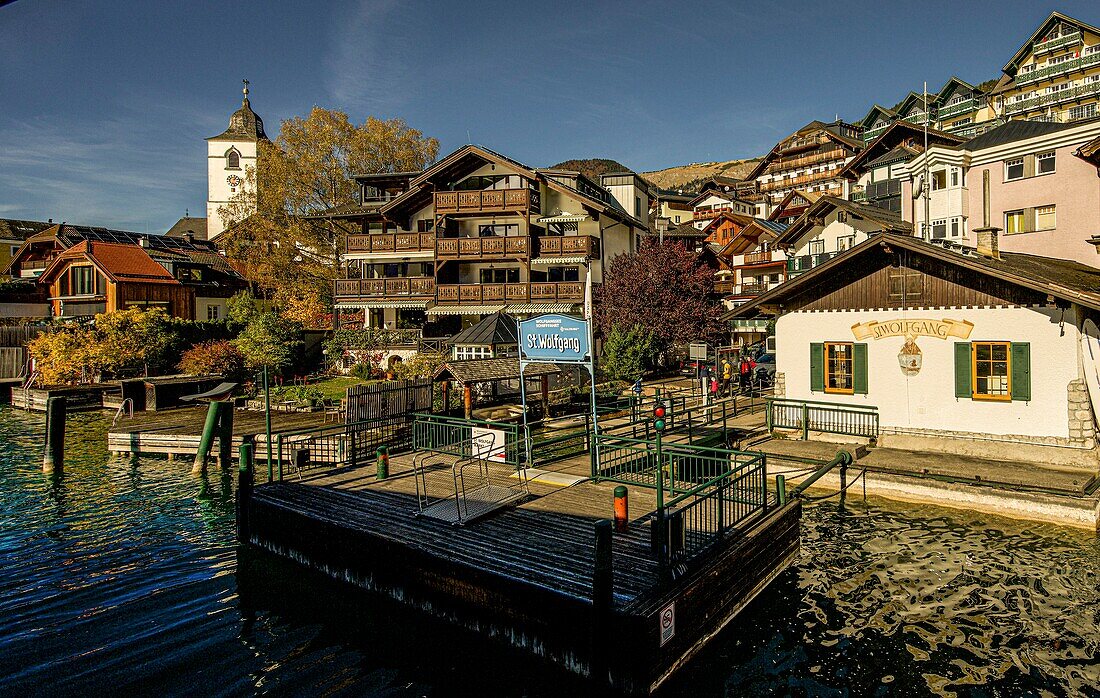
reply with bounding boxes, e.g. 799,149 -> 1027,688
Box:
205,81 -> 266,240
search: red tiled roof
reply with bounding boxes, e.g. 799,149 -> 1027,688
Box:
44,241 -> 181,285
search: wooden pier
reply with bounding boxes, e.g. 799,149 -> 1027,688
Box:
241,408 -> 798,695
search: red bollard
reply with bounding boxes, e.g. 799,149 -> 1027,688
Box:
613,486 -> 629,532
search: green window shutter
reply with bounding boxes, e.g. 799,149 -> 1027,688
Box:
1011,342 -> 1031,402
810,343 -> 824,392
853,343 -> 868,395
954,342 -> 972,398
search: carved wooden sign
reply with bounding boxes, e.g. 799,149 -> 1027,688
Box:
851,318 -> 974,341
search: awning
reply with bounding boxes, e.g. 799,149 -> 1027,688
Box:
537,213 -> 589,224
504,303 -> 579,315
334,300 -> 429,310
531,256 -> 588,265
426,303 -> 507,316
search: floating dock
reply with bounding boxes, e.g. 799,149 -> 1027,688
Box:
239,398 -> 796,695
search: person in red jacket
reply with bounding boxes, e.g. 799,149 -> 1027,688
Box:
739,355 -> 756,393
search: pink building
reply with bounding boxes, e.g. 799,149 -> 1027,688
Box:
902,119 -> 1100,267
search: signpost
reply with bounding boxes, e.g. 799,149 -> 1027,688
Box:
518,312 -> 598,467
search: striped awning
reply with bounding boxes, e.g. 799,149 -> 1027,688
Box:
334,300 -> 429,310
531,256 -> 588,265
504,303 -> 579,315
537,213 -> 589,224
426,303 -> 507,316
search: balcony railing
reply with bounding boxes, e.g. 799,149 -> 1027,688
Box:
760,170 -> 843,192
1004,79 -> 1100,115
862,124 -> 890,142
436,236 -> 530,259
434,188 -> 540,215
1033,31 -> 1082,56
744,250 -> 782,265
435,281 -> 584,305
333,276 -> 435,299
535,235 -> 600,259
347,232 -> 435,254
694,206 -> 737,219
936,97 -> 980,119
738,282 -> 770,296
765,148 -> 849,174
787,252 -> 837,274
1016,51 -> 1100,87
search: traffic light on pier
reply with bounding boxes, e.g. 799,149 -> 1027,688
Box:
653,404 -> 666,432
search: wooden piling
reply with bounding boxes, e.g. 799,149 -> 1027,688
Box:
42,396 -> 66,473
236,441 -> 254,544
217,401 -> 234,468
593,519 -> 613,610
192,401 -> 223,475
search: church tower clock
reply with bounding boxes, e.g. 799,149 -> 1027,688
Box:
206,80 -> 267,240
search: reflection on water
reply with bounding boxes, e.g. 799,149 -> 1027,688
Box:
0,406 -> 1096,696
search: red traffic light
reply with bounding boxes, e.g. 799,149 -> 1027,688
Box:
654,406 -> 666,418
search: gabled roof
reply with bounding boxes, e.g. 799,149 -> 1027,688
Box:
775,196 -> 911,246
866,144 -> 921,169
717,218 -> 789,258
962,118 -> 1077,150
0,218 -> 53,242
1003,12 -> 1100,75
935,76 -> 977,102
894,92 -> 930,118
723,232 -> 1100,320
165,217 -> 209,240
838,121 -> 965,180
857,104 -> 897,128
701,211 -> 756,233
41,241 -> 181,286
746,121 -> 864,180
448,312 -> 519,347
767,190 -> 822,218
1075,133 -> 1100,165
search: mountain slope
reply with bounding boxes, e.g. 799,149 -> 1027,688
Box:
642,158 -> 762,192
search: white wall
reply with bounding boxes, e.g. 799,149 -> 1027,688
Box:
195,297 -> 227,323
207,139 -> 258,239
777,306 -> 1079,439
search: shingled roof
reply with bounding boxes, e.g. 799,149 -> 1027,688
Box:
0,218 -> 53,241
41,241 -> 181,285
449,312 -> 519,347
433,357 -> 561,384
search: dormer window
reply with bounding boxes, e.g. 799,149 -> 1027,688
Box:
226,149 -> 241,170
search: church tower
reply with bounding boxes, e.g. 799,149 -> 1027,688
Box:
206,80 -> 267,240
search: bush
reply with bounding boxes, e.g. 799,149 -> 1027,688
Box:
271,384 -> 325,405
177,340 -> 247,382
350,362 -> 376,381
393,351 -> 445,380
601,324 -> 659,383
233,311 -> 303,376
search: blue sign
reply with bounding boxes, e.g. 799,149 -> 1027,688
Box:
519,314 -> 590,363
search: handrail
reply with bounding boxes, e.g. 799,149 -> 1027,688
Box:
766,396 -> 876,411
790,450 -> 852,496
112,398 -> 134,425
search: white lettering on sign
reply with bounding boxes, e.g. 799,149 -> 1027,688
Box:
659,602 -> 676,646
525,333 -> 581,354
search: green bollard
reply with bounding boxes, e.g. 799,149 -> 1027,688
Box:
43,396 -> 66,473
376,446 -> 389,479
776,474 -> 787,506
237,441 -> 254,544
217,401 -> 234,469
193,401 -> 223,475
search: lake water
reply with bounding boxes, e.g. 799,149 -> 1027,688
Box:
0,406 -> 1097,696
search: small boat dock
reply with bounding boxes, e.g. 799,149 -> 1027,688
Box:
238,390 -> 797,694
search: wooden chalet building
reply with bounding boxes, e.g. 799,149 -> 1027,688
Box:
324,145 -> 649,332
725,232 -> 1100,468
746,120 -> 865,214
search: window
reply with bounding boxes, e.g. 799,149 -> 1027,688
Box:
635,196 -> 641,217
808,240 -> 825,255
837,235 -> 855,252
454,346 -> 492,360
1005,210 -> 1025,234
1070,104 -> 1098,121
931,170 -> 947,190
950,169 -> 959,187
207,305 -> 220,321
931,219 -> 948,239
478,224 -> 519,237
10,245 -> 18,256
972,342 -> 1011,400
479,267 -> 519,284
824,343 -> 854,394
1005,158 -> 1024,181
1086,44 -> 1100,56
1037,151 -> 1056,175
226,149 -> 240,170
1036,205 -> 1056,230
1047,82 -> 1071,95
70,266 -> 98,295
417,219 -> 433,233
950,217 -> 962,237
888,267 -> 923,301
674,215 -> 681,223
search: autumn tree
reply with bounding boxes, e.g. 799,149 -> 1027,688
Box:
219,108 -> 439,303
594,239 -> 725,354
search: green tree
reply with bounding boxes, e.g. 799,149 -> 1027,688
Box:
226,289 -> 261,328
600,324 -> 659,383
233,312 -> 302,375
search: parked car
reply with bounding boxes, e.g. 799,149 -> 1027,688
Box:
754,352 -> 776,386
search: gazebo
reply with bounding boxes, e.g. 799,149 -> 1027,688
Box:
434,357 -> 561,419
448,312 -> 519,361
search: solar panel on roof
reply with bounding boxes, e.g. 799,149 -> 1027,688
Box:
59,225 -> 216,252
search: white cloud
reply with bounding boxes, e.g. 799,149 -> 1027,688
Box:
323,0 -> 416,113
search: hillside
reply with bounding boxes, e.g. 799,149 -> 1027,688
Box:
641,158 -> 762,192
549,158 -> 630,181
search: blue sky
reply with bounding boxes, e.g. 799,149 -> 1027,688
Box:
0,0 -> 1096,233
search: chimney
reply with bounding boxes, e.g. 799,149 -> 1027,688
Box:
183,231 -> 195,243
974,226 -> 1001,259
138,235 -> 149,248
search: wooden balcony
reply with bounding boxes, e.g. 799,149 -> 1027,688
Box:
434,188 -> 539,215
436,236 -> 530,259
333,277 -> 435,299
435,281 -> 584,305
760,170 -> 842,192
744,250 -> 783,265
347,232 -> 435,254
535,235 -> 600,259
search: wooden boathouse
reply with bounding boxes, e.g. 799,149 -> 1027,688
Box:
237,389 -> 810,694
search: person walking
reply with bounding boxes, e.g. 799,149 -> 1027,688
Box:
739,354 -> 756,394
720,357 -> 733,397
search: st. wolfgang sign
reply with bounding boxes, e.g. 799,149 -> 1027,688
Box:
518,314 -> 590,363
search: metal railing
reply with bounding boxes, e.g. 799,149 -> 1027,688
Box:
414,437 -> 530,525
268,412 -> 416,481
662,454 -> 768,567
412,413 -> 521,463
766,398 -> 879,439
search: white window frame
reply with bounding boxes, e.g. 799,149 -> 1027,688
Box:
1037,151 -> 1056,175
1005,209 -> 1025,235
1035,205 -> 1056,231
1005,158 -> 1025,181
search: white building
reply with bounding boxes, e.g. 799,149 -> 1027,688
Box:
206,81 -> 267,240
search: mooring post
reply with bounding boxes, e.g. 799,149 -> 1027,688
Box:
613,486 -> 629,532
217,401 -> 234,468
42,396 -> 66,473
193,401 -> 223,475
801,402 -> 810,440
776,474 -> 787,506
376,446 -> 389,479
236,441 -> 254,544
593,519 -> 613,610
839,461 -> 848,509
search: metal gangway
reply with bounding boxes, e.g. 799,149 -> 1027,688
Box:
414,437 -> 531,525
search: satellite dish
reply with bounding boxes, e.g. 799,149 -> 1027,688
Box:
912,176 -> 924,200
723,186 -> 730,191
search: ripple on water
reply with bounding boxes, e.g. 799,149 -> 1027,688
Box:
0,406 -> 1097,696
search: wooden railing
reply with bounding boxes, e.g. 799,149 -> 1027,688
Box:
760,170 -> 842,192
333,277 -> 435,298
435,282 -> 584,304
436,236 -> 530,258
744,250 -> 779,265
347,232 -> 435,254
536,235 -> 599,258
764,148 -> 848,174
434,188 -> 539,214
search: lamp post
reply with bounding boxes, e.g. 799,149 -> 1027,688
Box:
263,364 -> 272,478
